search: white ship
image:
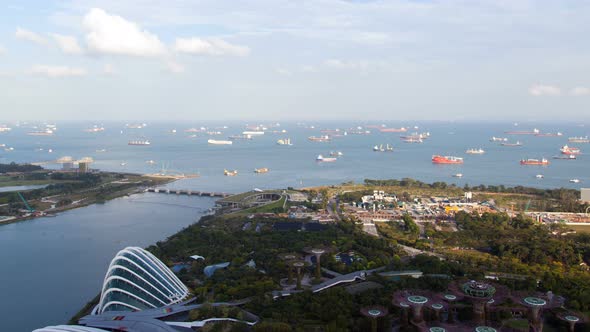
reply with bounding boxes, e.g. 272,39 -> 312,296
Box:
277,138 -> 293,145
243,131 -> 265,136
128,139 -> 151,145
0,126 -> 12,132
466,148 -> 485,154
316,154 -> 337,162
84,126 -> 105,133
208,139 -> 232,145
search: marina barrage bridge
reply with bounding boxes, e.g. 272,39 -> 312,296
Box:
145,187 -> 231,198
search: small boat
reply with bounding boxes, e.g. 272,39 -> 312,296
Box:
373,145 -> 384,152
96,149 -> 107,153
570,179 -> 580,183
146,160 -> 156,165
520,158 -> 549,166
316,154 -> 337,162
465,148 -> 485,154
120,162 -> 127,166
330,151 -> 344,157
385,144 -> 393,152
536,174 -> 544,179
224,169 -> 238,176
453,173 -> 463,178
254,168 -> 269,174
432,155 -> 464,164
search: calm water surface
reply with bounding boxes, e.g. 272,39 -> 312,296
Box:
0,193 -> 215,332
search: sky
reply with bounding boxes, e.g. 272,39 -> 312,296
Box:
0,0 -> 589,122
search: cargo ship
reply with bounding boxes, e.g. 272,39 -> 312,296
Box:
128,139 -> 151,145
568,136 -> 589,143
308,135 -> 331,142
520,158 -> 549,166
208,139 -> 232,145
553,154 -> 577,160
490,136 -> 508,142
501,141 -> 522,147
330,151 -> 344,157
254,168 -> 269,173
242,131 -> 265,136
84,126 -> 105,133
534,132 -> 562,137
0,126 -> 11,132
224,169 -> 238,176
373,144 -> 393,152
27,129 -> 54,136
400,132 -> 430,140
403,137 -> 423,143
465,148 -> 485,154
126,123 -> 146,129
228,134 -> 252,140
560,145 -> 581,155
316,154 -> 337,162
505,128 -> 539,135
379,127 -> 407,133
432,155 -> 464,164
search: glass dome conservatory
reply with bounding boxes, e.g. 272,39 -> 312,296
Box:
97,247 -> 189,314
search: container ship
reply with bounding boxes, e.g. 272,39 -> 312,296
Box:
466,148 -> 485,154
208,139 -> 232,145
569,136 -> 589,143
254,168 -> 269,173
308,135 -> 331,142
128,139 -> 151,145
379,127 -> 407,133
520,158 -> 549,166
432,155 -> 464,164
560,145 -> 581,155
505,128 -> 539,135
316,154 -> 337,162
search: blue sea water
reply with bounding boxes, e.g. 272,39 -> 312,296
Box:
0,121 -> 589,331
0,193 -> 216,332
0,121 -> 588,191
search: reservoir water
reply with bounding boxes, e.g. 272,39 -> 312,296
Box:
0,193 -> 216,332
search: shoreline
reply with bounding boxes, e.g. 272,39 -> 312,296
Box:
0,172 -> 177,226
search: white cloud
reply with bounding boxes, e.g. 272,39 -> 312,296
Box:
28,65 -> 87,78
174,37 -> 250,56
83,8 -> 166,56
528,84 -> 561,96
103,63 -> 115,75
166,60 -> 185,74
570,87 -> 590,96
51,33 -> 84,54
15,27 -> 48,45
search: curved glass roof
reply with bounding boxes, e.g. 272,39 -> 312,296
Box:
97,247 -> 188,314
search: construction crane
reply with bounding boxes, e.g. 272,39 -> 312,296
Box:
17,192 -> 35,213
